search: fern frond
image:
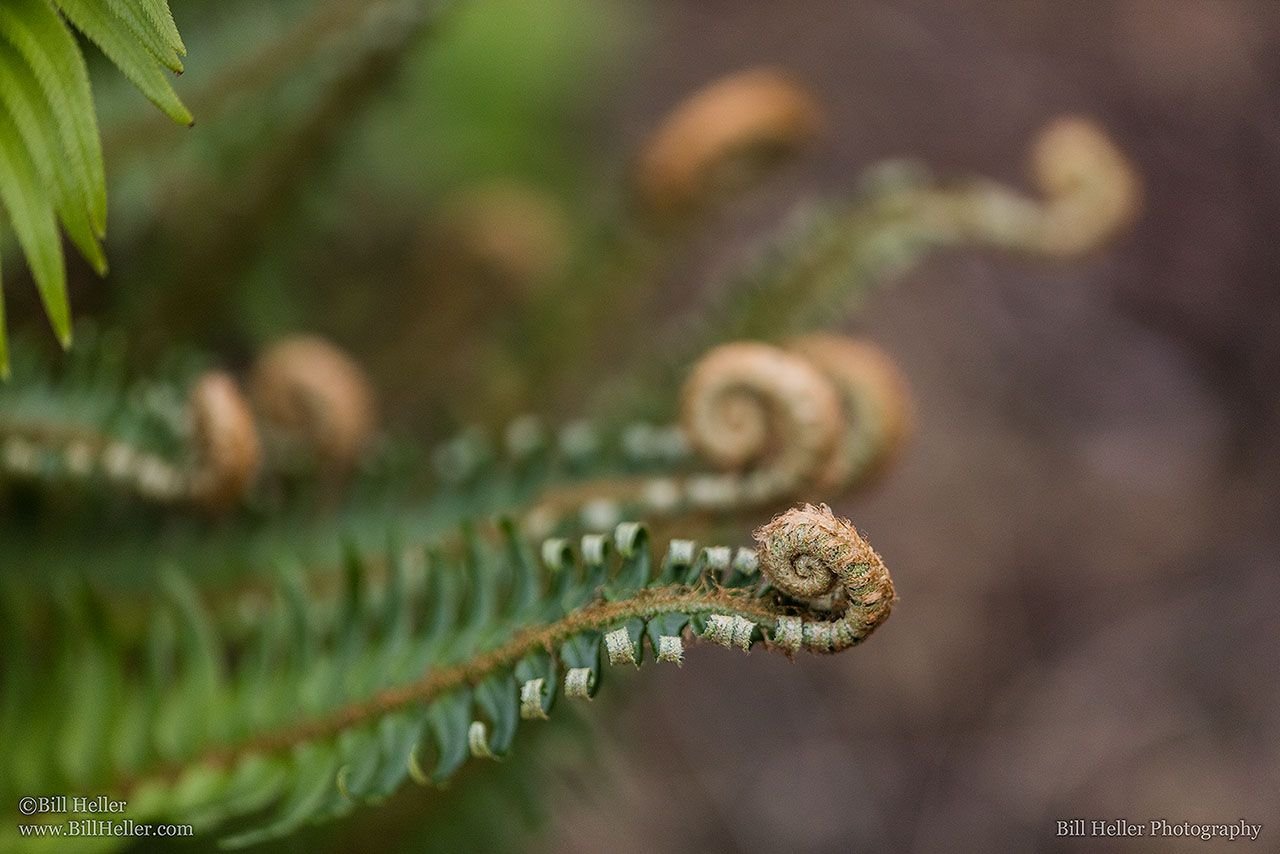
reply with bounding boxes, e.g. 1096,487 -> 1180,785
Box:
1,329 -> 910,603
0,504 -> 893,850
0,0 -> 190,376
629,118 -> 1140,405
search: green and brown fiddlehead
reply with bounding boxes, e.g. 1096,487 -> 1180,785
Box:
753,503 -> 895,652
631,115 -> 1142,395
0,503 -> 893,850
0,363 -> 261,510
680,340 -> 844,500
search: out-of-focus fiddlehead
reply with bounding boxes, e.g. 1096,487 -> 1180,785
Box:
634,67 -> 822,218
0,351 -> 260,510
187,371 -> 263,510
515,67 -> 824,410
612,115 -> 1141,409
787,333 -> 912,490
680,341 -> 843,498
524,334 -> 912,536
1025,116 -> 1143,257
251,335 -> 378,475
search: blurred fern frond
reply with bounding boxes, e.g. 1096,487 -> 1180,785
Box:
0,0 -> 191,377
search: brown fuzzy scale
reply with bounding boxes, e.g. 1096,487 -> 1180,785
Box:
754,503 -> 895,651
250,336 -> 377,472
635,67 -> 822,216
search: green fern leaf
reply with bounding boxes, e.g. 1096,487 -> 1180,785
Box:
0,0 -> 106,232
0,40 -> 107,274
103,0 -> 183,73
0,108 -> 70,346
53,0 -> 192,124
133,0 -> 186,58
0,0 -> 190,377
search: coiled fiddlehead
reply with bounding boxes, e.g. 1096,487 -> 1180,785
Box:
787,333 -> 912,490
250,335 -> 378,474
187,371 -> 262,510
0,361 -> 260,511
1028,116 -> 1143,256
754,503 -> 894,652
523,335 -> 912,535
681,340 -> 843,499
640,116 -> 1141,383
635,67 -> 821,216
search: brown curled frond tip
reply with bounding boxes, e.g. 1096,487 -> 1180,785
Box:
636,67 -> 822,216
681,341 -> 843,498
678,336 -> 911,507
188,371 -> 261,511
754,503 -> 895,651
1029,116 -> 1142,255
250,336 -> 377,472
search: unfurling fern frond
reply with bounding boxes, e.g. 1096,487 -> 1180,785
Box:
645,116 -> 1141,389
1,329 -> 909,591
0,0 -> 191,377
0,504 -> 894,850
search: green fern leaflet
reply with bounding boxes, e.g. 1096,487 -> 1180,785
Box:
0,0 -> 190,378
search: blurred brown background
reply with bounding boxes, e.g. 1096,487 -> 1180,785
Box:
534,1 -> 1280,850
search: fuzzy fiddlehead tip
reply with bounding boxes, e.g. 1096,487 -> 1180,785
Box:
250,336 -> 378,473
754,503 -> 895,651
636,67 -> 822,216
681,341 -> 843,500
1028,116 -> 1142,256
189,371 -> 261,510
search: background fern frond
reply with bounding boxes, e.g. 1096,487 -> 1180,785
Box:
0,0 -> 191,377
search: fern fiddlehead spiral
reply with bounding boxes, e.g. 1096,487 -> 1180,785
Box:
1027,116 -> 1143,256
524,334 -> 913,535
754,502 -> 895,652
250,335 -> 378,475
187,370 -> 262,509
0,366 -> 260,509
681,340 -> 844,499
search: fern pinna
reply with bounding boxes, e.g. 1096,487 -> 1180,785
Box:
0,502 -> 893,850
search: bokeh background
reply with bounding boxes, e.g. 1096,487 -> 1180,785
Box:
9,0 -> 1278,850
526,1 -> 1280,851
